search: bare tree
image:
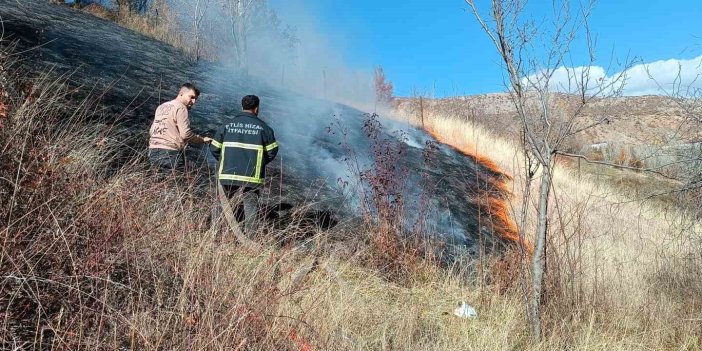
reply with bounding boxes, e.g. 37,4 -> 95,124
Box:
656,68 -> 702,221
165,0 -> 298,70
465,0 -> 630,340
651,65 -> 702,192
374,66 -> 394,106
192,0 -> 209,61
165,0 -> 215,61
220,0 -> 264,69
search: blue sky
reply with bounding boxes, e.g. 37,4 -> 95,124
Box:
270,0 -> 702,97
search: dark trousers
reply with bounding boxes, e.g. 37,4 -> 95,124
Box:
148,148 -> 184,174
219,185 -> 261,234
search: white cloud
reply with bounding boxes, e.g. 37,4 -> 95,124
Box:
523,55 -> 702,96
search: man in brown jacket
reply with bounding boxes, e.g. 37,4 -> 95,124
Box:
148,83 -> 212,172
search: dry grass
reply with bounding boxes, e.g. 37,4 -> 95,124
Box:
0,77 -> 523,348
0,45 -> 522,350
393,104 -> 702,349
80,1 -> 193,57
2,39 -> 701,350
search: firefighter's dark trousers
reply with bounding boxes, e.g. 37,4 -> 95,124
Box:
219,185 -> 261,235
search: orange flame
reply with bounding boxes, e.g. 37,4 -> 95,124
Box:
424,126 -> 532,252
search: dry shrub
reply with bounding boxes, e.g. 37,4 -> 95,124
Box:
0,65 -> 131,348
588,148 -> 605,162
615,148 -> 628,166
361,114 -> 416,275
74,1 -> 220,61
0,48 -> 319,349
117,2 -> 183,47
561,133 -> 588,155
77,0 -> 188,56
337,113 -> 434,283
628,149 -> 645,169
488,248 -> 524,294
82,3 -> 116,21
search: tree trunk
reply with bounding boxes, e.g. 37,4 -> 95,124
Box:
530,156 -> 553,340
193,0 -> 202,62
236,0 -> 248,70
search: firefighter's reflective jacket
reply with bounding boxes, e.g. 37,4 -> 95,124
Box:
210,112 -> 278,188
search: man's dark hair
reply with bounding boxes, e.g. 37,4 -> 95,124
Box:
242,95 -> 260,110
181,83 -> 200,97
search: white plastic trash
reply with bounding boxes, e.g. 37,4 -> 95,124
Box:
454,301 -> 478,319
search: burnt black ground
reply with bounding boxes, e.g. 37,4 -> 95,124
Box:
0,0 -> 512,256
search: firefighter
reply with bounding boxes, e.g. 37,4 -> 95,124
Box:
148,83 -> 212,173
210,95 -> 278,233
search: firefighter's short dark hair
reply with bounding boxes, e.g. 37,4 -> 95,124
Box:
242,95 -> 260,110
181,83 -> 200,97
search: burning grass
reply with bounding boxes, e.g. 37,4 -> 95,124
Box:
424,126 -> 522,247
393,102 -> 702,349
2,37 -> 701,348
0,44 -> 520,349
0,68 -> 532,348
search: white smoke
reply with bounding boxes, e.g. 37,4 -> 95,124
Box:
166,0 -> 375,107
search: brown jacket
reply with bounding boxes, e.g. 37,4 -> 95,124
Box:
148,100 -> 205,151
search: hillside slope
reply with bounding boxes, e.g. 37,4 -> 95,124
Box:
1,1 -> 516,252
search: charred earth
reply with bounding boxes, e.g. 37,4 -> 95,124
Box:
0,0 -> 514,257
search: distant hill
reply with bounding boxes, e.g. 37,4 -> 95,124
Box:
395,94 -> 700,148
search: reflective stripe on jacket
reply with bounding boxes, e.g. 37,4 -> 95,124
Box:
210,112 -> 278,188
